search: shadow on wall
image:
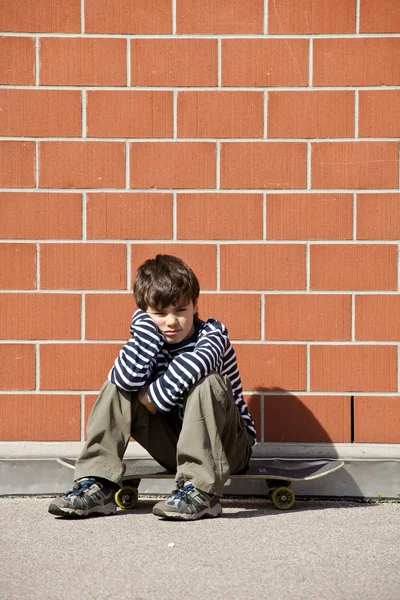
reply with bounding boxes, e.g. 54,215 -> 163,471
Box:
246,386 -> 362,497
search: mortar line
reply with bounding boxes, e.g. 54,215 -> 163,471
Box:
36,242 -> 40,290
2,239 -> 399,246
172,0 -> 176,34
351,293 -> 356,342
263,91 -> 268,138
260,293 -> 265,341
125,141 -> 130,189
0,290 -> 125,296
354,89 -> 359,138
81,394 -> 85,442
2,390 -> 400,397
398,344 -> 400,393
35,38 -> 40,86
217,38 -> 222,87
3,32 -> 398,39
306,242 -> 310,291
35,343 -> 40,391
3,239 -> 400,247
2,136 -> 400,143
173,90 -> 178,138
4,289 -> 400,296
306,141 -> 312,189
216,141 -> 221,189
82,192 -> 87,240
262,192 -> 267,240
81,0 -> 85,34
2,187 -> 400,194
216,245 -> 220,291
353,192 -> 357,240
356,0 -> 360,34
35,142 -> 39,188
398,141 -> 400,191
126,38 -> 131,86
398,244 -> 400,292
6,342 -> 400,347
81,292 -> 85,340
4,83 -> 400,92
263,0 -> 268,34
82,90 -> 87,138
126,243 -> 131,291
306,343 -> 310,392
308,37 -> 313,87
172,192 -> 177,240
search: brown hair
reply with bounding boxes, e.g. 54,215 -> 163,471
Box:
134,254 -> 200,310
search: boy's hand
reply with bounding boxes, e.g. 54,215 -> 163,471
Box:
138,388 -> 157,415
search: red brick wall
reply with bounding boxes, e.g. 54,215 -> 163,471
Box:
1,1 -> 400,445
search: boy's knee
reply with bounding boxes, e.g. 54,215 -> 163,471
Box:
102,380 -> 137,401
187,372 -> 231,401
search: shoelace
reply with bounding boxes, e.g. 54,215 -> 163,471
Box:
170,481 -> 194,500
67,477 -> 96,498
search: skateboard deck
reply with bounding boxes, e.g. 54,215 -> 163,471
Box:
58,457 -> 344,510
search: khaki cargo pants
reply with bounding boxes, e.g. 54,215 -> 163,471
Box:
75,372 -> 254,496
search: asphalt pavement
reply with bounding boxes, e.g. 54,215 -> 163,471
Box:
1,496 -> 399,600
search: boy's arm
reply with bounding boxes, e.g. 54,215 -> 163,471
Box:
108,309 -> 164,392
137,386 -> 157,415
147,319 -> 228,413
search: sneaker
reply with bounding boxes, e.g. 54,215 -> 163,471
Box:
152,480 -> 222,521
48,477 -> 117,518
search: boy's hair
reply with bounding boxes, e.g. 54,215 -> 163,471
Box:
134,254 -> 200,310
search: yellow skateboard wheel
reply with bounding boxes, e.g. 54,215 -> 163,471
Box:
115,486 -> 139,509
271,487 -> 295,510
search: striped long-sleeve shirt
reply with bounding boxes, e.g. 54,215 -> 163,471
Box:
109,309 -> 256,439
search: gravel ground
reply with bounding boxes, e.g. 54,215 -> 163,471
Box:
1,496 -> 399,600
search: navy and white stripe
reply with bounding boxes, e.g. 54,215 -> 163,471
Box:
109,310 -> 163,390
109,309 -> 256,439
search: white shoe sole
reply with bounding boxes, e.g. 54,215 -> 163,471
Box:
153,503 -> 222,520
48,502 -> 117,518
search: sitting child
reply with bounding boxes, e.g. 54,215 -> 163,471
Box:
49,254 -> 256,520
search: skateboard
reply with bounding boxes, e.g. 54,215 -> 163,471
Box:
58,457 -> 344,511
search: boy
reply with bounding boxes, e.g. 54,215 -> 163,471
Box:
49,255 -> 256,520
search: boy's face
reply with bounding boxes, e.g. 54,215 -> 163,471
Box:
146,300 -> 198,344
